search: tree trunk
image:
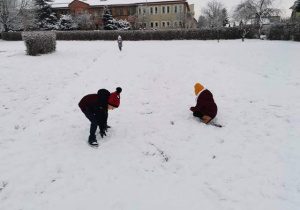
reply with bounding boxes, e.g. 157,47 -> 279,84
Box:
4,24 -> 9,32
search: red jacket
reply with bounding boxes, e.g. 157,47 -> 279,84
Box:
191,89 -> 218,119
78,89 -> 111,131
78,94 -> 98,111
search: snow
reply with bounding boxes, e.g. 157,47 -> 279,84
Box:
0,39 -> 300,210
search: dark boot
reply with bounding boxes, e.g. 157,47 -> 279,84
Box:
88,135 -> 98,147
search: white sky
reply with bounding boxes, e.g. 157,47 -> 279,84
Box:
188,0 -> 295,20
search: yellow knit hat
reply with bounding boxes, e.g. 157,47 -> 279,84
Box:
194,83 -> 204,96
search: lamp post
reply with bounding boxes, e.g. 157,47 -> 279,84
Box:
142,0 -> 148,29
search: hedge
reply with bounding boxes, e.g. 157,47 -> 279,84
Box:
56,28 -> 244,41
0,28 -> 259,41
267,21 -> 300,41
22,32 -> 56,56
1,32 -> 22,41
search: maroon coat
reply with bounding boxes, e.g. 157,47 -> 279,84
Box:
78,94 -> 98,111
190,89 -> 218,119
78,89 -> 111,131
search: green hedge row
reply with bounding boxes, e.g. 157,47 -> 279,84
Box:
267,22 -> 300,41
1,31 -> 22,41
55,28 -> 244,41
1,28 -> 257,41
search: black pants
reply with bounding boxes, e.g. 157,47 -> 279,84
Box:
193,111 -> 213,124
83,109 -> 97,139
193,111 -> 204,119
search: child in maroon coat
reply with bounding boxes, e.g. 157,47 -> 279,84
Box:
79,87 -> 122,147
190,83 -> 217,124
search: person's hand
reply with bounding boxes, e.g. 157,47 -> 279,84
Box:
100,130 -> 106,138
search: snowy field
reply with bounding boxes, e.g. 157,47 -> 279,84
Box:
0,39 -> 299,210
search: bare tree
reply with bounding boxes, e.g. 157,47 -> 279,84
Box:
234,0 -> 281,37
75,11 -> 93,30
136,5 -> 149,29
17,6 -> 37,30
174,10 -> 195,29
0,0 -> 33,31
202,1 -> 226,28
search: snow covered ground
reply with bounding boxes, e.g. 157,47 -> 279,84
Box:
0,39 -> 299,210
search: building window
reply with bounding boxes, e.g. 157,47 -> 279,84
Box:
174,5 -> 178,13
150,7 -> 153,15
127,8 -> 130,16
179,5 -> 183,12
150,22 -> 159,28
155,7 -> 158,14
162,6 -> 165,14
174,21 -> 178,27
116,8 -> 119,16
131,8 -> 135,15
120,8 -> 123,15
161,21 -> 171,28
167,6 -> 170,13
138,8 -> 142,15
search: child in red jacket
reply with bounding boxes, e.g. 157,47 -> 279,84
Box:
190,83 -> 217,124
79,87 -> 122,147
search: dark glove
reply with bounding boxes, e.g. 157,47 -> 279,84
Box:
100,130 -> 106,138
190,107 -> 195,112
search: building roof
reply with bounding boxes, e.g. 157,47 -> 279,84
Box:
51,0 -> 186,8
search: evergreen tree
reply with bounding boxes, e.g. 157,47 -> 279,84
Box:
197,15 -> 208,28
102,6 -> 117,30
102,6 -> 131,30
222,8 -> 229,27
58,14 -> 77,30
295,0 -> 300,12
35,0 -> 58,30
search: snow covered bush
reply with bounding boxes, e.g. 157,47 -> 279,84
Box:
58,15 -> 78,30
22,32 -> 56,56
117,19 -> 132,30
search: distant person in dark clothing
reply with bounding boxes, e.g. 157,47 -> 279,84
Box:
118,35 -> 122,51
79,87 -> 122,147
190,83 -> 218,124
